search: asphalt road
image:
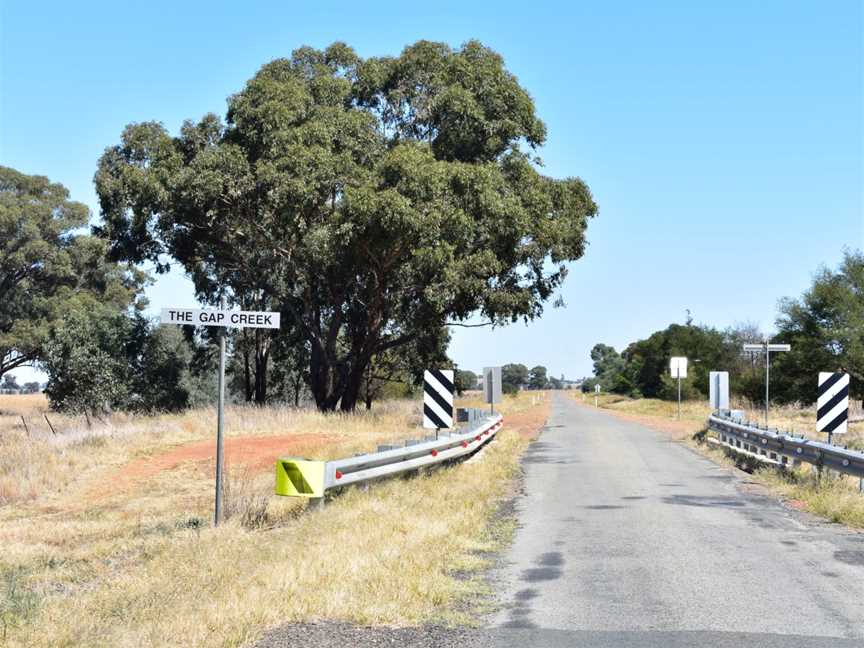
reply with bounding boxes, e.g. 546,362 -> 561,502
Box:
488,392 -> 864,647
254,394 -> 864,648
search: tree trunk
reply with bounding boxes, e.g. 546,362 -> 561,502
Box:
339,355 -> 371,412
309,341 -> 345,411
242,342 -> 253,402
254,344 -> 268,405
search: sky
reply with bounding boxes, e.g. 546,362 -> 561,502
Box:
2,0 -> 862,384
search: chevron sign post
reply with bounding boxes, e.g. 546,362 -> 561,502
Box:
817,372 -> 849,442
423,369 -> 454,430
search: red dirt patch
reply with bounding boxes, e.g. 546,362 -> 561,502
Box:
505,400 -> 551,440
92,433 -> 336,499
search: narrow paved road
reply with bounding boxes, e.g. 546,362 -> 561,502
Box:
487,393 -> 864,647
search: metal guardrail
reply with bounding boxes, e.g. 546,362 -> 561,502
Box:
708,412 -> 864,479
275,408 -> 504,500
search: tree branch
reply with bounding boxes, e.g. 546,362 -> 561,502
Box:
445,320 -> 494,328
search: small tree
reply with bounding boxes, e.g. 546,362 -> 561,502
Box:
44,311 -> 191,417
528,365 -> 548,390
43,311 -> 129,418
455,369 -> 478,395
502,363 -> 529,394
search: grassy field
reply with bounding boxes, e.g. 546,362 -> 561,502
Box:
0,392 -> 548,647
575,391 -> 864,528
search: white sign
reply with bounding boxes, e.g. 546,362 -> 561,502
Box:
709,371 -> 729,410
670,357 -> 688,379
423,369 -> 454,429
817,372 -> 849,435
595,384 -> 601,393
161,308 -> 281,330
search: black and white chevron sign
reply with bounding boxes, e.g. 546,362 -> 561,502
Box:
817,372 -> 849,435
423,369 -> 454,429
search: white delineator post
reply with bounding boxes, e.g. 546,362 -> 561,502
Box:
160,304 -> 280,526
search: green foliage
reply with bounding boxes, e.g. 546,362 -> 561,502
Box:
454,369 -> 478,395
502,363 -> 528,394
0,567 -> 40,642
43,311 -> 192,416
772,249 -> 863,403
589,325 -> 740,401
95,40 -> 597,411
0,165 -> 145,382
590,344 -> 635,394
528,365 -> 548,390
587,251 -> 864,405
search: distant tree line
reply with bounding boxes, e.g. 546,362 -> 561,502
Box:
583,250 -> 863,405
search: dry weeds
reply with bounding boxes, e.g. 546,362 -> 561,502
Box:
0,392 -> 545,647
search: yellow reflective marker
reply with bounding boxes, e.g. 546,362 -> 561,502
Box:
275,459 -> 326,497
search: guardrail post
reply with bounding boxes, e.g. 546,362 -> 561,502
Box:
859,478 -> 863,494
308,497 -> 325,511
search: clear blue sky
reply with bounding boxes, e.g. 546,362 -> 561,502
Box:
2,1 -> 862,383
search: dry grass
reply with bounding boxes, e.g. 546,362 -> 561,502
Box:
575,391 -> 864,528
0,392 -> 543,647
574,391 -> 864,449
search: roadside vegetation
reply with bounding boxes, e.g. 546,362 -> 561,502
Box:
0,391 -> 548,647
582,250 -> 862,407
577,392 -> 864,528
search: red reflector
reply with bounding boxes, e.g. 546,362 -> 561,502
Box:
431,449 -> 438,457
335,470 -> 343,480
462,441 -> 468,448
475,435 -> 481,441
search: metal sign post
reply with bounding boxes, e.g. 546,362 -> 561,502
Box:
670,357 -> 688,419
743,342 -> 791,428
483,366 -> 502,415
161,305 -> 280,526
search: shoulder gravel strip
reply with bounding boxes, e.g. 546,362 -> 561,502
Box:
251,621 -> 486,648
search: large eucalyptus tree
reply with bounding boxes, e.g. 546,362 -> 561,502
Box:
95,40 -> 597,411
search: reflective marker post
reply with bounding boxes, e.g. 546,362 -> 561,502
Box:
161,304 -> 280,526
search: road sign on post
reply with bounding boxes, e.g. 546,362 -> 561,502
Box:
161,305 -> 280,526
817,372 -> 849,444
670,357 -> 688,419
742,342 -> 791,428
483,366 -> 502,414
709,371 -> 729,411
423,369 -> 454,431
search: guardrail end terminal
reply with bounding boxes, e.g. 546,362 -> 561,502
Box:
275,458 -> 326,498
